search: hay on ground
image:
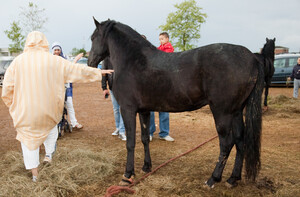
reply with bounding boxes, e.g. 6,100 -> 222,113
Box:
0,147 -> 115,197
268,95 -> 300,114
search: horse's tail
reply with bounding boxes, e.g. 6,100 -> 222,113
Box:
244,58 -> 264,181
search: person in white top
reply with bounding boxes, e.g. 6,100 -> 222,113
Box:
52,42 -> 83,129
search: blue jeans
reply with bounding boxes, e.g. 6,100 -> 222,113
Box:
293,79 -> 300,98
150,112 -> 169,138
110,90 -> 125,134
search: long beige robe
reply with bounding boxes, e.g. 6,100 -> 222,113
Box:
2,31 -> 102,150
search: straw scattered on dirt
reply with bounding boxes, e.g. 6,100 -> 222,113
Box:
0,147 -> 115,197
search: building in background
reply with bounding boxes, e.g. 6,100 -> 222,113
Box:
275,46 -> 289,55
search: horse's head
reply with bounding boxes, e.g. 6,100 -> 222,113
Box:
88,18 -> 114,68
266,37 -> 276,48
262,37 -> 276,60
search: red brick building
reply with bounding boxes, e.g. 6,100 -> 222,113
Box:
274,46 -> 289,55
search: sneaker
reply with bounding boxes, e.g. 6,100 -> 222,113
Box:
32,175 -> 38,182
73,123 -> 83,130
112,129 -> 119,136
149,135 -> 153,142
159,135 -> 174,142
119,133 -> 127,141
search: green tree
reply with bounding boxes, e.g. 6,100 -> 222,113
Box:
19,2 -> 48,35
159,0 -> 207,51
4,21 -> 25,53
71,48 -> 87,57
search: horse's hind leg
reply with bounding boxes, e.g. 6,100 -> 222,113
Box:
205,112 -> 234,188
226,111 -> 244,187
139,111 -> 152,173
121,108 -> 137,179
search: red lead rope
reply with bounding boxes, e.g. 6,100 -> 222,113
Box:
104,135 -> 218,197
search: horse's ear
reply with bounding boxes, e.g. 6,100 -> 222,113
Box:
266,38 -> 269,42
273,38 -> 276,42
93,17 -> 101,28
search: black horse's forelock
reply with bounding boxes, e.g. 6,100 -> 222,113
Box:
101,20 -> 151,67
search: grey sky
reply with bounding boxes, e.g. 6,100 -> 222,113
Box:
1,0 -> 299,54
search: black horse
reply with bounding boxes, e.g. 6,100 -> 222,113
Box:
254,38 -> 276,111
88,18 -> 264,188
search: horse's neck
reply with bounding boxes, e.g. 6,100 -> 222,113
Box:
109,33 -> 157,62
262,50 -> 274,61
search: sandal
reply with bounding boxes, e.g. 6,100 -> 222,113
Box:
43,155 -> 52,164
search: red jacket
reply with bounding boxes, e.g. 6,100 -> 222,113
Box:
158,42 -> 174,53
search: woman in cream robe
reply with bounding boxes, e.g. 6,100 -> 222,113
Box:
1,31 -> 112,181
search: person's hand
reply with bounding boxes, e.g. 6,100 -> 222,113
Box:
103,89 -> 110,99
74,53 -> 84,63
102,69 -> 114,75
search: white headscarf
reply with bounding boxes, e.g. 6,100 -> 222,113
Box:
51,42 -> 65,58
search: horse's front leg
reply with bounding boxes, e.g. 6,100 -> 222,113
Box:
263,81 -> 269,112
264,84 -> 269,106
120,108 -> 137,183
139,111 -> 152,173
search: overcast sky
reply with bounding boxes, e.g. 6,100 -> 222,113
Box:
1,0 -> 299,54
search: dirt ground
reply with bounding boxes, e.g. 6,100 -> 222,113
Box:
0,83 -> 299,197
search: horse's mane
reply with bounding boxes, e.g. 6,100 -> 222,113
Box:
100,20 -> 116,42
99,20 -> 158,67
102,20 -> 156,51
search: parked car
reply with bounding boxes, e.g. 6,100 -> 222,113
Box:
77,57 -> 88,65
77,57 -> 102,69
0,56 -> 14,87
270,53 -> 300,86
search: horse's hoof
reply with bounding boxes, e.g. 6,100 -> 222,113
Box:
119,180 -> 130,186
203,181 -> 214,189
226,177 -> 240,188
140,169 -> 151,174
142,166 -> 152,173
119,174 -> 134,186
262,106 -> 268,113
225,181 -> 235,188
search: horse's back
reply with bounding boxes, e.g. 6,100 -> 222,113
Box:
116,43 -> 259,113
193,43 -> 259,111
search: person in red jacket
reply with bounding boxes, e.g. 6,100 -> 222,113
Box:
158,32 -> 174,53
149,32 -> 175,142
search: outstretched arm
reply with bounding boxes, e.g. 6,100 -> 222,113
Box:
62,58 -> 113,84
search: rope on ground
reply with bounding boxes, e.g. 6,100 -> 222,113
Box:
104,135 -> 218,197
